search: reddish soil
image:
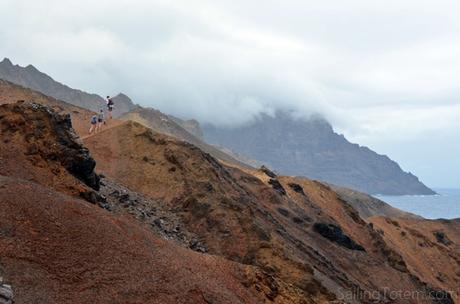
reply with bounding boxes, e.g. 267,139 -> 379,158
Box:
0,102 -> 287,304
0,176 -> 270,304
371,216 -> 460,302
84,121 -> 330,303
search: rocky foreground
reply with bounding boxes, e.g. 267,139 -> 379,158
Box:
0,84 -> 458,303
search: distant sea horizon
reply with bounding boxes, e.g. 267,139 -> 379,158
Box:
375,188 -> 460,220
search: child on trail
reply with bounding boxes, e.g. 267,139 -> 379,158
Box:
96,109 -> 105,132
89,114 -> 98,134
106,96 -> 114,120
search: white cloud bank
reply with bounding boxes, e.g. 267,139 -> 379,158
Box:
0,0 -> 459,187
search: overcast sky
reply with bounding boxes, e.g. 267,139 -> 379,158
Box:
1,0 -> 459,188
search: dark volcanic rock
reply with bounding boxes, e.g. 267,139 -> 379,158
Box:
433,231 -> 453,246
313,222 -> 366,251
37,104 -> 100,190
268,179 -> 286,195
97,176 -> 207,251
260,165 -> 277,178
288,183 -> 305,195
52,115 -> 99,190
426,286 -> 455,304
277,208 -> 289,217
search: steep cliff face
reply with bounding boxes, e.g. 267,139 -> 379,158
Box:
0,58 -> 135,116
203,111 -> 435,195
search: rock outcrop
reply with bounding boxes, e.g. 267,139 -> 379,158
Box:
0,278 -> 13,304
313,222 -> 366,251
0,101 -> 100,197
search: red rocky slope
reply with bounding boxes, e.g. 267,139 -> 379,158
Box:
0,102 -> 286,304
85,120 -> 457,303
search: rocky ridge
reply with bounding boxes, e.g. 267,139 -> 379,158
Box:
0,58 -> 136,115
0,59 -> 254,169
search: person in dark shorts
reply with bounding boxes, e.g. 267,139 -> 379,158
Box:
96,109 -> 105,132
89,114 -> 98,134
106,96 -> 114,119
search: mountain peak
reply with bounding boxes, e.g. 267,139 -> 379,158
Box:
114,92 -> 130,99
25,64 -> 39,71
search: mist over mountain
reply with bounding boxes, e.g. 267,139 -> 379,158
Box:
203,111 -> 435,195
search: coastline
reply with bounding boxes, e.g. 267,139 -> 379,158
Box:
375,188 -> 460,220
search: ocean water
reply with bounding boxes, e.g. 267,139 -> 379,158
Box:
375,188 -> 460,220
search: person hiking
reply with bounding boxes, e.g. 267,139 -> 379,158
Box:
89,114 -> 98,134
96,109 -> 105,132
106,96 -> 114,119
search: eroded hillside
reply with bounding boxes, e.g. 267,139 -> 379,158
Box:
0,86 -> 458,303
84,119 -> 458,303
0,102 -> 285,304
